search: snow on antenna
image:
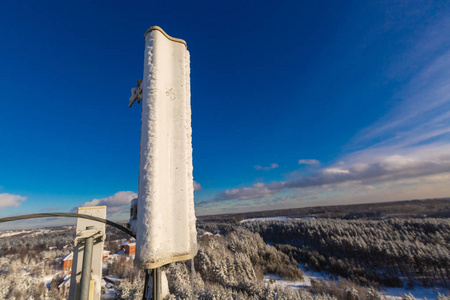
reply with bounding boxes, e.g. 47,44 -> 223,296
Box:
129,26 -> 197,299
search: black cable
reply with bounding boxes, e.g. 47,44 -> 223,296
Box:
0,212 -> 135,238
142,269 -> 150,300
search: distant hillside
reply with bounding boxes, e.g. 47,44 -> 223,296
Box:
198,198 -> 450,223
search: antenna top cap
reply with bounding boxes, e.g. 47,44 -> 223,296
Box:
144,26 -> 187,48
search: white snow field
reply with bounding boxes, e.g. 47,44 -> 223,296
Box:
0,230 -> 33,238
240,216 -> 315,223
381,286 -> 449,300
135,26 -> 197,269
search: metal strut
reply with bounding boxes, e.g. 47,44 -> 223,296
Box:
143,268 -> 162,300
79,226 -> 96,300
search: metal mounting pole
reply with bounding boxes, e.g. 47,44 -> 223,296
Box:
80,226 -> 95,300
154,268 -> 161,300
142,269 -> 150,300
190,258 -> 195,299
143,268 -> 161,300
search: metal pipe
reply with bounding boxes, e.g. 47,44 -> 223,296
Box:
143,268 -> 161,300
80,228 -> 95,300
190,258 -> 195,299
142,269 -> 150,300
154,268 -> 161,300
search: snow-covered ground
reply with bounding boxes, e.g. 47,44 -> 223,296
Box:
104,275 -> 121,284
41,274 -> 55,288
101,288 -> 116,299
264,274 -> 309,290
265,263 -> 449,300
264,262 -> 331,290
381,286 -> 449,300
240,216 -> 314,223
101,278 -> 116,299
0,228 -> 70,239
0,230 -> 34,238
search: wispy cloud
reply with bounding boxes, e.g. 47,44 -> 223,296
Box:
298,159 -> 320,166
349,18 -> 450,154
0,193 -> 26,209
75,191 -> 137,215
254,163 -> 279,171
212,182 -> 279,202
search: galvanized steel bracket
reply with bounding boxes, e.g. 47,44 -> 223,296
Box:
75,229 -> 103,246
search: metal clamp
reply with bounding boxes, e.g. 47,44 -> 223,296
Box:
129,79 -> 143,107
75,229 -> 103,246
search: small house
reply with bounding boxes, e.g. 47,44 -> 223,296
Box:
61,252 -> 73,272
124,242 -> 136,256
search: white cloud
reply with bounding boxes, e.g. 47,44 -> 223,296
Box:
254,163 -> 279,171
194,180 -> 202,191
298,159 -> 320,165
213,182 -> 278,201
77,191 -> 137,215
0,193 -> 26,209
323,168 -> 350,174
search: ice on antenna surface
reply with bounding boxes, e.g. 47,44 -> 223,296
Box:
135,27 -> 197,269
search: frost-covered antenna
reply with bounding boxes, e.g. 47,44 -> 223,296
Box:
129,26 -> 197,299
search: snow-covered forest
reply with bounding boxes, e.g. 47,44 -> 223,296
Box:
244,218 -> 449,288
0,203 -> 449,299
0,227 -> 75,299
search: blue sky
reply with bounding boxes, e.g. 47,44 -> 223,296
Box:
1,1 -> 450,229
